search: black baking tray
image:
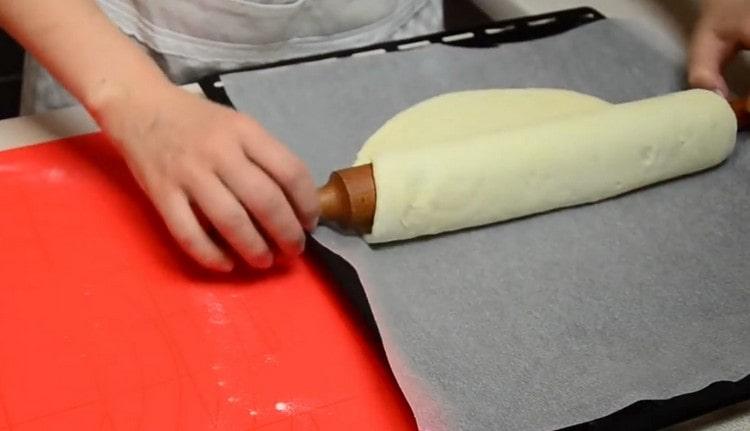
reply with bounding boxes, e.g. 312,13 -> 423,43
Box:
199,7 -> 605,102
197,7 -> 750,430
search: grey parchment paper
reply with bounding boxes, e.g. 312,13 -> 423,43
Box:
220,20 -> 750,431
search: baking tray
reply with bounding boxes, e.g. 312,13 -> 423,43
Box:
199,8 -> 750,430
199,7 -> 605,101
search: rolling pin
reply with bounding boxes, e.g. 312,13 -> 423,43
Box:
317,164 -> 376,234
318,95 -> 748,236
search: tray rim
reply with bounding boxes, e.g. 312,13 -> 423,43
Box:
198,6 -> 606,104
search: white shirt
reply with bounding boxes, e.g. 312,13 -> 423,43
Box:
21,0 -> 443,114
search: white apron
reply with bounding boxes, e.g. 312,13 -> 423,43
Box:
21,0 -> 443,114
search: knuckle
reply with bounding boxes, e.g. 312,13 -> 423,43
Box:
224,113 -> 255,138
159,150 -> 203,183
279,159 -> 309,190
233,112 -> 259,131
232,113 -> 253,131
216,207 -> 249,232
173,162 -> 202,183
198,127 -> 236,158
161,142 -> 188,165
253,190 -> 287,220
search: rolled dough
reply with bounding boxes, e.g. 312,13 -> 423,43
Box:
361,89 -> 736,243
354,89 -> 612,165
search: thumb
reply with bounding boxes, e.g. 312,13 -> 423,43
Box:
688,25 -> 735,97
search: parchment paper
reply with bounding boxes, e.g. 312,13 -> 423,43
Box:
219,20 -> 750,431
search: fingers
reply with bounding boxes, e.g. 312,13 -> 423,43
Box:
109,86 -> 317,272
218,151 -> 306,257
239,122 -> 320,231
689,25 -> 734,96
187,173 -> 274,269
155,188 -> 235,272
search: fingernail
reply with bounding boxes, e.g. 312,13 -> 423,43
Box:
257,253 -> 274,269
218,259 -> 234,272
713,88 -> 727,98
296,235 -> 306,255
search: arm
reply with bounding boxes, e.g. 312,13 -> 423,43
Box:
689,0 -> 750,97
0,0 -> 320,271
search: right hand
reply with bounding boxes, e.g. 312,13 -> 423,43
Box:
689,0 -> 750,96
96,82 -> 320,272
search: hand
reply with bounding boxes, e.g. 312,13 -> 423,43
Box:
689,0 -> 750,96
97,83 -> 320,272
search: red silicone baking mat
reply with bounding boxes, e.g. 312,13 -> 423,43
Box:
0,133 -> 415,431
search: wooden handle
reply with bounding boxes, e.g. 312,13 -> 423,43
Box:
731,97 -> 750,130
317,164 -> 376,234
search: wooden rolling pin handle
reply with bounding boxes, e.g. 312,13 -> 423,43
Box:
730,97 -> 750,130
317,164 -> 376,234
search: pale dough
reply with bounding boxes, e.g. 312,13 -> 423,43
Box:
359,89 -> 736,243
354,89 -> 611,165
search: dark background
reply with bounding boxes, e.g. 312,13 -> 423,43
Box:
0,29 -> 23,120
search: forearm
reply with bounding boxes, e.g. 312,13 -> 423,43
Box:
0,0 -> 171,121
